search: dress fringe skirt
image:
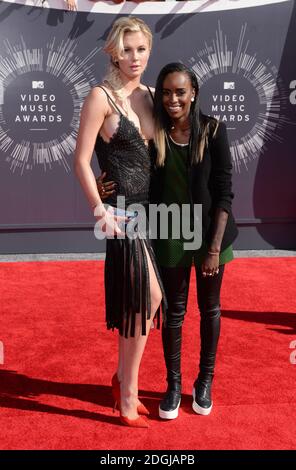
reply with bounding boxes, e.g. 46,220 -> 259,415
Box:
105,235 -> 167,338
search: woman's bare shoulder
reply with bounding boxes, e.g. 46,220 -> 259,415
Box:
87,85 -> 109,102
140,85 -> 155,106
139,83 -> 154,90
83,85 -> 110,114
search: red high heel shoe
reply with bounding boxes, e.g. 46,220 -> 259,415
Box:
120,413 -> 149,428
111,373 -> 150,416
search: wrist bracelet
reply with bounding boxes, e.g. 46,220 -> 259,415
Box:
208,251 -> 220,256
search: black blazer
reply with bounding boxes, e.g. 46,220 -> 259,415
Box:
150,121 -> 238,251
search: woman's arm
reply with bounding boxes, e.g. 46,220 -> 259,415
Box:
207,208 -> 229,255
74,87 -> 126,236
201,122 -> 233,275
74,87 -> 109,214
208,121 -> 234,253
209,121 -> 234,215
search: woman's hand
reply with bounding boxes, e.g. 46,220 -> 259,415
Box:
201,253 -> 220,278
94,204 -> 127,237
65,0 -> 77,11
96,172 -> 116,200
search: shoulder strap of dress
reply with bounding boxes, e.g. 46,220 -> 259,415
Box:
96,85 -> 122,115
146,86 -> 154,103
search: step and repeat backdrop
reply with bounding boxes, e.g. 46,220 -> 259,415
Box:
0,0 -> 295,251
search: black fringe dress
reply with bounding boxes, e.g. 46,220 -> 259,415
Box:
94,87 -> 167,337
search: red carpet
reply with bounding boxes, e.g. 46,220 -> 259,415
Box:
0,257 -> 295,450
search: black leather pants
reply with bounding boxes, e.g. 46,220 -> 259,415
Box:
161,264 -> 225,388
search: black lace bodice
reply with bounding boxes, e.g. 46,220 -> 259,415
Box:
95,113 -> 153,207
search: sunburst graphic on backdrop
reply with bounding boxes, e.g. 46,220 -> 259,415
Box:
188,22 -> 292,173
0,37 -> 99,174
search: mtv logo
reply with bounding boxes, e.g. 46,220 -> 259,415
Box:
224,82 -> 235,90
32,81 -> 44,89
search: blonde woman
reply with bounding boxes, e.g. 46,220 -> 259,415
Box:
74,17 -> 166,428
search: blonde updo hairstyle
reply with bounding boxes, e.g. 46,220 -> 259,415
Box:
103,16 -> 153,100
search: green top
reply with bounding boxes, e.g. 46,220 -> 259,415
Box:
155,137 -> 233,268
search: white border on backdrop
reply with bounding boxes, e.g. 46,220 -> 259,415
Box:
0,0 -> 291,15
